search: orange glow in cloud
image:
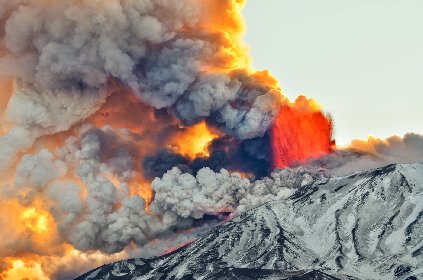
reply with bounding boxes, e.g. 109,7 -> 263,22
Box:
0,200 -> 62,280
169,121 -> 221,158
199,0 -> 249,71
1,259 -> 50,280
346,136 -> 395,154
21,208 -> 49,234
0,78 -> 15,136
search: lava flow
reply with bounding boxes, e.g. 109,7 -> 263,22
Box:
271,96 -> 335,168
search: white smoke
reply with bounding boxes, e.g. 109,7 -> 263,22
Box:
151,166 -> 301,217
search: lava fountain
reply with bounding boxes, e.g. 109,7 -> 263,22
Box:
271,96 -> 335,168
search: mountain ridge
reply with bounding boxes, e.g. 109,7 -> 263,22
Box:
76,162 -> 423,280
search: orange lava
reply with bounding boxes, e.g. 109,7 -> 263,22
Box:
160,239 -> 196,256
271,96 -> 335,168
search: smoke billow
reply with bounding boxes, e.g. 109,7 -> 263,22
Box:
0,0 -> 282,145
0,0 -> 422,279
45,127 -> 298,254
318,133 -> 423,176
142,134 -> 271,180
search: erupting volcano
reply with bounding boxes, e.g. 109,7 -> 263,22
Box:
0,0 -> 336,278
0,0 -> 421,279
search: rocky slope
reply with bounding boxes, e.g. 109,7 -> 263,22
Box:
76,163 -> 423,280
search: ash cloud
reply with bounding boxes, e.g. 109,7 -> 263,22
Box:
309,133 -> 423,176
143,134 -> 272,180
0,0 -> 285,258
0,0 -> 283,147
38,127 -> 303,253
0,81 -> 108,169
6,126 -> 423,257
142,149 -> 190,179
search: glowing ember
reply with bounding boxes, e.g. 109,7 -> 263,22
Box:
271,96 -> 334,168
169,121 -> 221,158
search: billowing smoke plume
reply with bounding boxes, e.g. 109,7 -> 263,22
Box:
0,83 -> 109,169
38,127 -> 298,253
0,0 -> 282,152
0,1 -> 422,279
0,0 -> 286,273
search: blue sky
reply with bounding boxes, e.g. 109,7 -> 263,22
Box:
243,0 -> 423,145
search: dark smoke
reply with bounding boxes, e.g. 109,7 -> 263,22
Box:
143,149 -> 190,179
142,134 -> 271,180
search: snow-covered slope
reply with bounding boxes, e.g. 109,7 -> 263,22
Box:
76,163 -> 423,280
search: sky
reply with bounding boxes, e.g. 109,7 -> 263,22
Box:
243,0 -> 423,145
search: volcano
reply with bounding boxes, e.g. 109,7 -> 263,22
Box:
76,162 -> 423,280
1,1 -> 423,278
